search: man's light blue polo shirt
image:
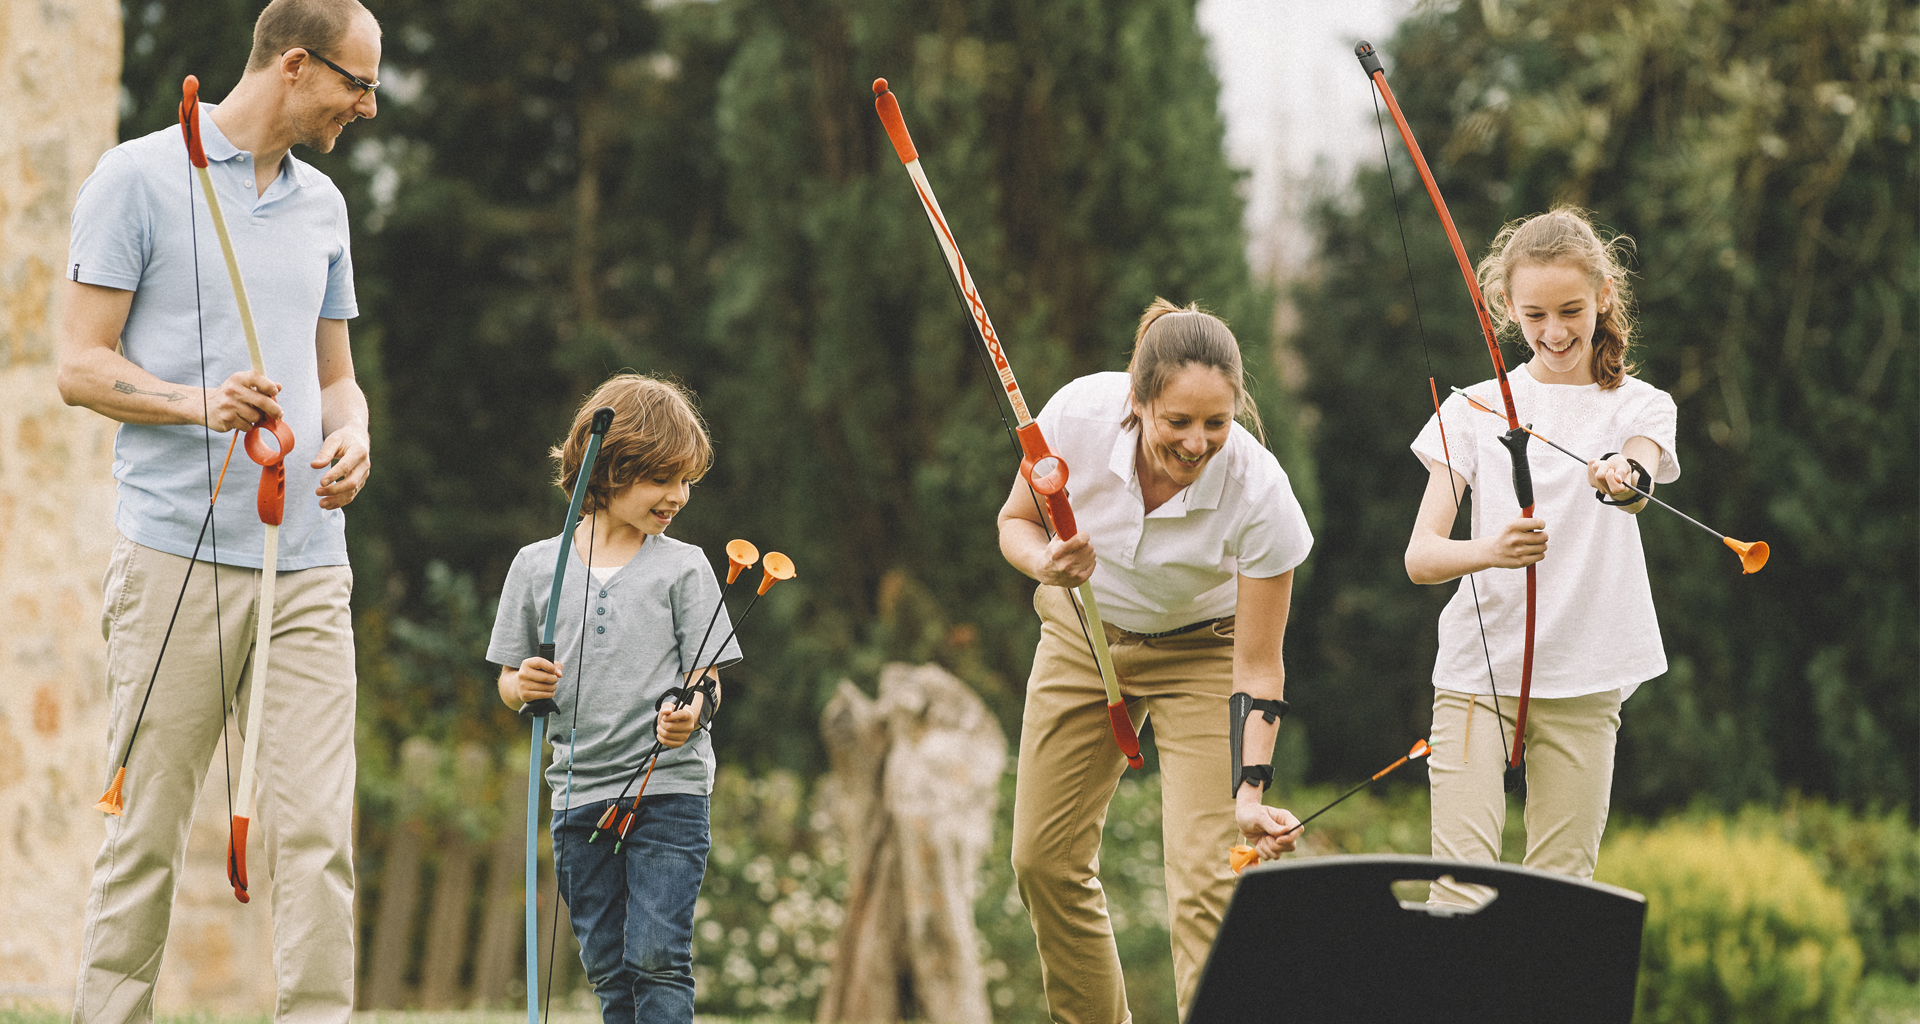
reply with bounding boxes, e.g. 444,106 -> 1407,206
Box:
68,104 -> 357,570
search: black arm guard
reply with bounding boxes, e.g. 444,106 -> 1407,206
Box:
656,676 -> 722,733
1229,692 -> 1290,798
1594,454 -> 1653,507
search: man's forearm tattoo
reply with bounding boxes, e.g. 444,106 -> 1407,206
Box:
114,380 -> 185,402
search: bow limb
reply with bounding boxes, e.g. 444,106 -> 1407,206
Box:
873,79 -> 1142,770
1355,44 -> 1537,793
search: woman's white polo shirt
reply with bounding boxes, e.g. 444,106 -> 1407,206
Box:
1032,372 -> 1313,634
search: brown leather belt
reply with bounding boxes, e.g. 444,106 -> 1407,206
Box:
1110,615 -> 1234,641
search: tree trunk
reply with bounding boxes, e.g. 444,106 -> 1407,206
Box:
816,663 -> 1007,1024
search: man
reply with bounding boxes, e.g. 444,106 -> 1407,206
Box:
57,1 -> 378,1019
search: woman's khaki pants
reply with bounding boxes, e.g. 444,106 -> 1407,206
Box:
1011,585 -> 1242,1024
1427,687 -> 1623,907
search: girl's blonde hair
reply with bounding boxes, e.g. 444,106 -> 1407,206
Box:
1122,298 -> 1266,444
552,374 -> 712,515
1476,207 -> 1638,390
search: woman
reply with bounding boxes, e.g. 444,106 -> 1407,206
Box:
1001,298 -> 1313,1024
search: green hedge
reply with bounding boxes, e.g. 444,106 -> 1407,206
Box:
1599,819 -> 1864,1023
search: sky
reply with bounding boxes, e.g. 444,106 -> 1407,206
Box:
1196,0 -> 1420,279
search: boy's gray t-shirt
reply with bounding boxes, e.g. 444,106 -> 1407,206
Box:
488,532 -> 742,808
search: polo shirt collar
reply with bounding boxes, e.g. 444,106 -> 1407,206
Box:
1106,420 -> 1228,514
197,103 -> 316,188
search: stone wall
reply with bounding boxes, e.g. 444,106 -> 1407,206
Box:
0,0 -> 126,1005
0,2 -> 275,1013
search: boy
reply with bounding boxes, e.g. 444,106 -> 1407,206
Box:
488,373 -> 737,1023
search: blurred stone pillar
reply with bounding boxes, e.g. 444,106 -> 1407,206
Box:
0,0 -> 125,1008
817,663 -> 1007,1024
0,4 -> 278,1014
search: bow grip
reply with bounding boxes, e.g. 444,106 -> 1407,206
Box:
1023,453 -> 1078,541
244,418 -> 295,526
520,641 -> 559,718
1498,426 -> 1535,511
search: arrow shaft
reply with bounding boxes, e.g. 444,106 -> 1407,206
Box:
1452,388 -> 1730,543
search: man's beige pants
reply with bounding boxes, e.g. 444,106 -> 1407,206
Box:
74,535 -> 357,1024
1011,586 -> 1243,1024
1427,687 -> 1623,907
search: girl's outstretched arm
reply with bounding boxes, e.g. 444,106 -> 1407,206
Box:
1405,461 -> 1547,585
1587,436 -> 1663,514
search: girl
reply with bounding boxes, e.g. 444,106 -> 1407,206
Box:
1404,207 -> 1676,906
1001,298 -> 1312,1023
489,374 -> 737,1023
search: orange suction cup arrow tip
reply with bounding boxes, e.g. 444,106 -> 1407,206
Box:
756,552 -> 796,595
873,78 -> 888,95
1410,738 -> 1432,759
1229,844 -> 1260,875
95,767 -> 127,816
724,539 -> 761,584
1725,537 -> 1769,574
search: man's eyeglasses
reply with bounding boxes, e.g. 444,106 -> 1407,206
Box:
291,47 -> 377,97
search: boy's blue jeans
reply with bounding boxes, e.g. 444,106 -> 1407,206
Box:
554,793 -> 710,1024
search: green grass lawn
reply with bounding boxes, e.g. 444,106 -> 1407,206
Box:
6,980 -> 1914,1024
0,1012 -> 802,1024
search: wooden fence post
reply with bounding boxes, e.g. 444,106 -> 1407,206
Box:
362,736 -> 438,1008
471,747 -> 528,1008
419,742 -> 490,1008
